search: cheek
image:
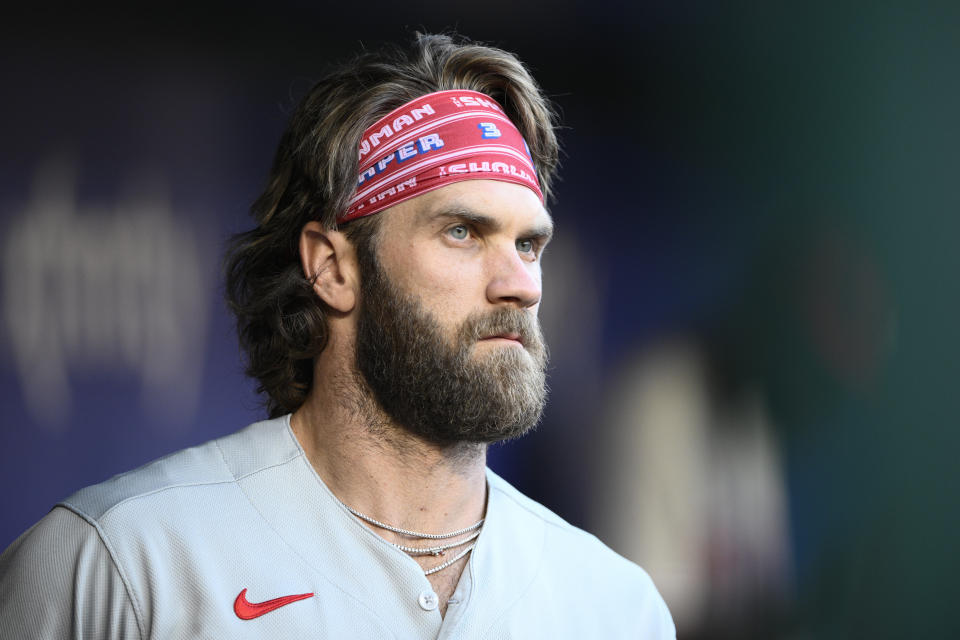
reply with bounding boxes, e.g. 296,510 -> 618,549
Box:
424,259 -> 486,314
386,248 -> 483,315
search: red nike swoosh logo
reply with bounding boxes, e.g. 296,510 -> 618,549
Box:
233,588 -> 314,620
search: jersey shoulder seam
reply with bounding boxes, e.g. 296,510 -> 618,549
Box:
62,448 -> 303,523
213,436 -> 304,483
57,505 -> 147,640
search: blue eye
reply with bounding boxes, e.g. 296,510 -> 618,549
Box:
449,225 -> 469,240
516,239 -> 534,253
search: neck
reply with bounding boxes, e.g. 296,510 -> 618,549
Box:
291,349 -> 488,539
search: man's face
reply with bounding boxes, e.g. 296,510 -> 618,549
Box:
353,180 -> 553,445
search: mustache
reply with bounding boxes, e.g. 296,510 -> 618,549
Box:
459,307 -> 544,351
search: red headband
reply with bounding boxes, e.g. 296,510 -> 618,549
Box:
338,89 -> 542,223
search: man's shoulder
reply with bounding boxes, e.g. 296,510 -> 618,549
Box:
484,469 -> 675,636
486,468 -> 652,582
61,416 -> 297,523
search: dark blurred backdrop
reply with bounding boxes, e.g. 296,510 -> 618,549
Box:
2,3 -> 959,638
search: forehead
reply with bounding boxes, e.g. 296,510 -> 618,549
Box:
377,180 -> 552,236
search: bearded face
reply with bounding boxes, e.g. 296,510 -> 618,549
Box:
354,247 -> 549,446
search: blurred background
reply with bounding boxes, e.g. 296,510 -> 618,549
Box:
2,2 -> 958,637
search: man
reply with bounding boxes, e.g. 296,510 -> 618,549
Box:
0,33 -> 674,638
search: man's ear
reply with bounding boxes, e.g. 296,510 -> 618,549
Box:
299,221 -> 359,313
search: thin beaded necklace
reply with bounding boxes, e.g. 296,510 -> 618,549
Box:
392,530 -> 481,556
341,503 -> 483,576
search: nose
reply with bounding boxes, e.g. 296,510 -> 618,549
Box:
485,246 -> 542,309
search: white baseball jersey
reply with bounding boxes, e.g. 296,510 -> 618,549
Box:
0,416 -> 675,639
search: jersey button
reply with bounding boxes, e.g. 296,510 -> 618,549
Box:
418,590 -> 439,611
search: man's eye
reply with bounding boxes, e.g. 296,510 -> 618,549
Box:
448,225 -> 470,240
516,239 -> 534,253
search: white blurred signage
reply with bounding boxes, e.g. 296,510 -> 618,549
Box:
3,159 -> 211,431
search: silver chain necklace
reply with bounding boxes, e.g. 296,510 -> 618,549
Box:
392,530 -> 481,556
422,544 -> 476,575
344,504 -> 484,540
339,503 -> 483,575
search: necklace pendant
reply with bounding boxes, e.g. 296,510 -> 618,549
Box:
433,550 -> 444,557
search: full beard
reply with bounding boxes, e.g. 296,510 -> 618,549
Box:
354,255 -> 549,447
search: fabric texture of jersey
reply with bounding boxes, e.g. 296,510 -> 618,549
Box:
0,416 -> 675,639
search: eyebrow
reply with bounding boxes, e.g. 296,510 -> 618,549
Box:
423,205 -> 555,243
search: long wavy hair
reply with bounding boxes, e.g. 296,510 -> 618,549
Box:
223,32 -> 560,418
